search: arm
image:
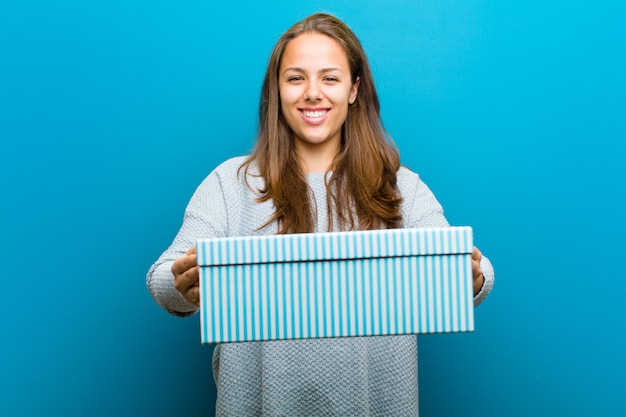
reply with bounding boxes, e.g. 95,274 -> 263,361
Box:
146,171 -> 229,316
398,168 -> 495,306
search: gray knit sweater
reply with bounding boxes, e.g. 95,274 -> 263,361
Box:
147,156 -> 494,416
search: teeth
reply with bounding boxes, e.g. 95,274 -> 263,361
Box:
302,110 -> 327,118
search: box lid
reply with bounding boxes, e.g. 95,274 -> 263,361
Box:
196,226 -> 472,267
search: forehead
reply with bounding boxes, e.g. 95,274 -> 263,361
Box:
280,32 -> 350,71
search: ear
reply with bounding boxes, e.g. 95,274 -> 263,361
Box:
349,76 -> 360,104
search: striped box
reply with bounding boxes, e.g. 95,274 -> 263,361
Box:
197,226 -> 474,344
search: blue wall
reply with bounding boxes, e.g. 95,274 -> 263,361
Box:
1,1 -> 624,416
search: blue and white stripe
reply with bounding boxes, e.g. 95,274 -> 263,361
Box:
197,227 -> 474,344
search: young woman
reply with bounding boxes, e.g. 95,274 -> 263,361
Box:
147,13 -> 494,416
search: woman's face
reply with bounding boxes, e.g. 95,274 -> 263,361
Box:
279,33 -> 359,163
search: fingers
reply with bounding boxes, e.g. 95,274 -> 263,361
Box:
173,262 -> 199,292
172,246 -> 201,306
472,246 -> 485,296
184,281 -> 201,307
172,252 -> 196,276
174,264 -> 201,306
471,246 -> 483,277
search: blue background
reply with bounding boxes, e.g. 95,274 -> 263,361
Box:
1,0 -> 624,416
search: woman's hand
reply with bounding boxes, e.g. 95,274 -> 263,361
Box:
172,246 -> 200,307
472,247 -> 485,296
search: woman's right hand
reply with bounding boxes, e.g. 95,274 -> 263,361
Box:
172,246 -> 200,307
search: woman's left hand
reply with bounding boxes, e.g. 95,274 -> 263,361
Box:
472,247 -> 485,296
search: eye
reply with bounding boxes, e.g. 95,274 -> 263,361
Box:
287,75 -> 304,82
323,76 -> 339,82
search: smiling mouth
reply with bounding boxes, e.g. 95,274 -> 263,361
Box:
300,109 -> 329,119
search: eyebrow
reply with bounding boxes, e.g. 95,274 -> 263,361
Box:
282,67 -> 344,74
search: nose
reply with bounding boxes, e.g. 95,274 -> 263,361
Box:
304,80 -> 322,101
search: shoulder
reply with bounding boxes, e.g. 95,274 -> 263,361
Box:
396,165 -> 448,227
195,155 -> 267,200
190,155 -> 251,198
396,165 -> 428,203
397,165 -> 422,189
202,155 -> 260,184
212,155 -> 251,176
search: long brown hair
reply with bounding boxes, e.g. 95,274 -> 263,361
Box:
240,13 -> 402,233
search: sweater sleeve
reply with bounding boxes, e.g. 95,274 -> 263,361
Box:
146,169 -> 230,317
398,167 -> 494,306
